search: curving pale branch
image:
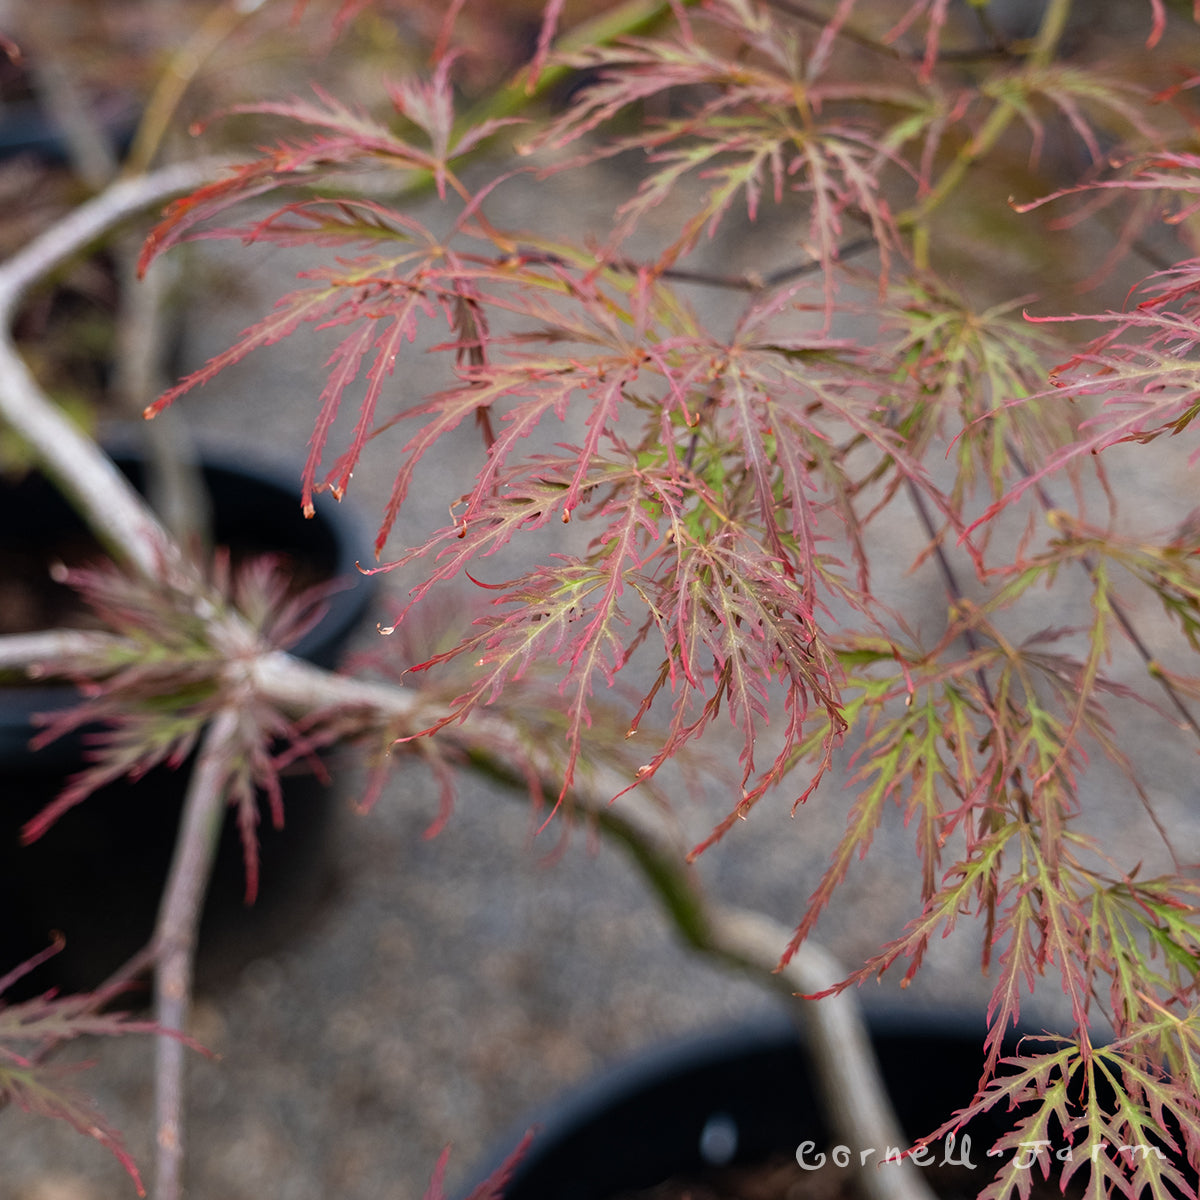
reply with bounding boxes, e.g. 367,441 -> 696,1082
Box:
0,160 -> 227,584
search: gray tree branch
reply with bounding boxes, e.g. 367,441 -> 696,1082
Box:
151,706 -> 242,1200
0,160 -> 227,583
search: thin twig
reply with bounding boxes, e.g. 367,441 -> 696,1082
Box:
902,479 -> 1035,824
608,235 -> 880,292
0,629 -> 135,673
151,707 -> 241,1200
0,159 -> 223,328
904,481 -> 995,710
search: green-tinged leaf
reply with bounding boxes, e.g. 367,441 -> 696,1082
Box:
0,1050 -> 146,1194
0,976 -> 207,1196
21,556 -> 349,899
916,1038 -> 1199,1200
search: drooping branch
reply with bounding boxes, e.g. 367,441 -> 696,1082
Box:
245,651 -> 936,1200
0,295 -> 932,1194
0,12 -> 1089,1194
711,908 -> 931,1200
590,801 -> 936,1200
0,334 -> 184,582
0,620 -> 936,1200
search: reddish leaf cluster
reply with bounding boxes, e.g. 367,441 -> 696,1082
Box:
0,941 -> 203,1198
24,553 -> 345,903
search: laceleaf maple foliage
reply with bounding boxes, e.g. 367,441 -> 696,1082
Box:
20,552 -> 351,903
0,941 -> 202,1198
25,0 -> 1200,1194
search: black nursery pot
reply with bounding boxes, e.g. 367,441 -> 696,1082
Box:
0,443 -> 377,999
465,1011 -> 1077,1200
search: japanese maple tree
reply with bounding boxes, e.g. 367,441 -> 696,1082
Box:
5,0 -> 1200,1197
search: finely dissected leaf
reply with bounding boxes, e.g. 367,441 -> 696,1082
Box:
528,22 -> 900,321
526,0 -> 566,91
914,1035 -> 1200,1200
0,1049 -> 146,1194
148,229 -> 455,516
0,980 -> 205,1195
975,158 -> 1200,529
881,0 -> 953,81
983,65 -> 1158,169
1088,881 -> 1200,1031
782,599 -> 1159,1015
23,556 -> 346,900
1013,151 -> 1200,231
421,484 -> 660,810
880,278 -> 1072,511
145,282 -> 347,419
401,456 -> 847,817
141,71 -> 519,273
968,344 -> 1200,536
676,535 -> 844,827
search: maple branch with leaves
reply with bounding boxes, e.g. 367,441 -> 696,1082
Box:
6,1 -> 1200,1198
0,119 -> 926,1200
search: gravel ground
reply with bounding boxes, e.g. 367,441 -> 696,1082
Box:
4,116 -> 1198,1200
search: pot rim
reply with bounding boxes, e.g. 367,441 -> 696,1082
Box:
460,1002 -> 1091,1200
